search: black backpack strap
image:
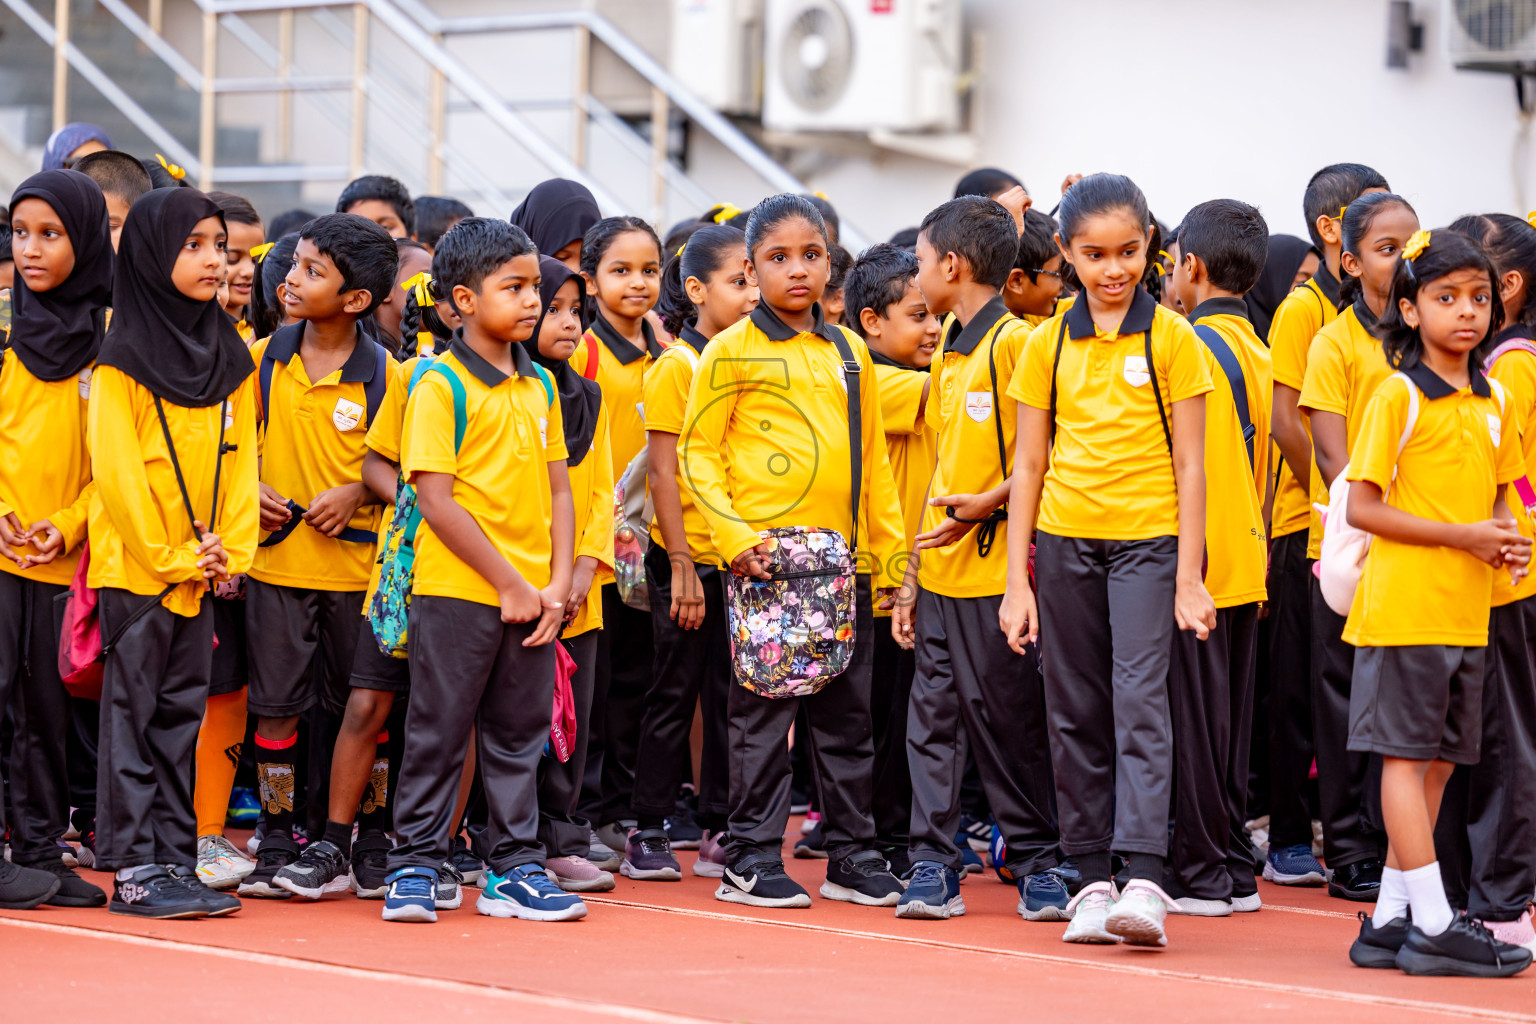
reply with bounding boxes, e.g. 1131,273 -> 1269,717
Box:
258,349 -> 275,430
1145,329 -> 1172,455
1194,323 -> 1255,469
363,341 -> 389,427
827,329 -> 862,553
1048,316 -> 1068,447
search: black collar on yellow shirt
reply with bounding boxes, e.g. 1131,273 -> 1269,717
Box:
1351,296 -> 1380,332
1186,296 -> 1251,324
943,294 -> 1011,357
1401,358 -> 1491,400
450,331 -> 535,387
1065,285 -> 1157,340
264,321 -> 381,383
591,310 -> 663,365
750,301 -> 843,346
1312,264 -> 1342,311
677,320 -> 710,355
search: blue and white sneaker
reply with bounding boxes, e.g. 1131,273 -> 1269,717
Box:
894,861 -> 964,920
477,864 -> 588,921
1263,843 -> 1326,886
381,865 -> 438,923
1018,870 -> 1071,921
957,842 -> 984,877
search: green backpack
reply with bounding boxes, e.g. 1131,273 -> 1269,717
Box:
369,358 -> 553,658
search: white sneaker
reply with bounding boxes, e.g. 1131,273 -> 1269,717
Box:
1167,894 -> 1232,917
1062,881 -> 1119,944
197,834 -> 255,890
1106,880 -> 1171,947
1231,892 -> 1262,913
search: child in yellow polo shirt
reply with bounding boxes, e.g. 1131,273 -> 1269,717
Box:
1299,191 -> 1419,902
0,169 -> 113,910
891,197 -> 1061,921
208,191 -> 264,340
844,242 -> 937,880
238,214 -> 397,898
382,218 -> 581,924
1002,173 -> 1215,948
1264,162 -> 1388,890
569,215 -> 665,850
682,194 -> 906,910
1168,200 -> 1274,916
90,187 -> 259,919
1002,209 -> 1066,327
624,224 -> 756,882
1340,230 -> 1531,977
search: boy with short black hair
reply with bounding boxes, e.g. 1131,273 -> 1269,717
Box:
844,242 -> 939,877
414,195 -> 473,251
71,150 -> 151,251
1167,198 -> 1273,915
1266,162 -> 1389,891
337,175 -> 416,240
239,212 -> 398,897
208,192 -> 265,339
892,195 -> 1061,921
1002,209 -> 1064,324
381,217 -> 582,923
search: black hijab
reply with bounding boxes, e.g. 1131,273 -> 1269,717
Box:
96,189 -> 254,407
1245,234 -> 1316,342
509,179 -> 601,258
7,169 -> 113,380
521,255 -> 601,467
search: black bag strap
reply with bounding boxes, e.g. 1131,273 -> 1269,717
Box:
1193,323 -> 1255,469
949,315 -> 1013,558
1145,329 -> 1172,455
1048,316 -> 1068,447
827,328 -> 862,553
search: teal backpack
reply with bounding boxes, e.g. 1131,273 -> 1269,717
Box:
369,357 -> 554,657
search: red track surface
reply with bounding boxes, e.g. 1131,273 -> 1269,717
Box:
4,825 -> 1534,1023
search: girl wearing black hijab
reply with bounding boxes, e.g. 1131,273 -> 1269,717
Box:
89,187 -> 260,919
1244,234 -> 1318,342
509,179 -> 601,272
0,169 -> 114,910
523,255 -> 615,891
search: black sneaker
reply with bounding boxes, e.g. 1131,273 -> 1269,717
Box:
274,839 -> 351,900
0,858 -> 62,909
822,850 -> 904,906
450,833 -> 485,886
716,854 -> 812,908
665,792 -> 704,851
794,820 -> 828,859
879,844 -> 913,881
26,856 -> 106,907
1329,859 -> 1383,902
167,864 -> 242,916
1350,911 -> 1411,968
109,866 -> 209,919
237,833 -> 299,899
1396,915 -> 1534,977
350,831 -> 392,898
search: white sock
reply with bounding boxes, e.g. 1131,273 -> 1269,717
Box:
1403,862 -> 1454,936
1373,867 -> 1409,927
115,864 -> 154,882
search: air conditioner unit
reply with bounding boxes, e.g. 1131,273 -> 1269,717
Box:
1445,0 -> 1536,71
762,0 -> 961,133
669,0 -> 765,116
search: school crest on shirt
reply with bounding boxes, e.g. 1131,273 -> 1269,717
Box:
77,367 -> 93,399
538,417 -> 548,447
332,397 -> 364,432
1488,412 -> 1502,449
1123,354 -> 1151,388
965,391 -> 993,423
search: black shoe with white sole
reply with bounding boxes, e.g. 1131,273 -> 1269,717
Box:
821,850 -> 904,906
167,864 -> 242,916
238,834 -> 299,899
109,866 -> 210,919
715,855 -> 812,909
274,839 -> 351,900
1396,916 -> 1533,977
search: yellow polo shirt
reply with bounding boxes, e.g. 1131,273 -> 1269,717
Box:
871,359 -> 935,616
1298,300 -> 1392,559
565,397 -> 614,638
1344,366 -> 1524,646
401,339 -> 566,605
570,314 -> 665,480
1190,298 -> 1272,608
1009,287 -> 1213,540
644,323 -> 721,565
920,297 -> 1027,598
0,355 -> 95,585
1486,332 -> 1536,607
250,328 -> 396,591
681,303 -> 904,589
1269,269 -> 1342,541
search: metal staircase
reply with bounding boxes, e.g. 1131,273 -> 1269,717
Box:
0,0 -> 864,242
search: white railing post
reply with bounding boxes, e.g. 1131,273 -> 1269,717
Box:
199,5 -> 217,189
349,2 -> 367,179
277,7 -> 293,162
650,86 -> 667,228
52,0 -> 69,131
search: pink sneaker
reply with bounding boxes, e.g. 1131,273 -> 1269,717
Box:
545,855 -> 615,893
1483,909 -> 1536,953
693,830 -> 729,878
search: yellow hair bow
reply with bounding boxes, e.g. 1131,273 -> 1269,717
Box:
1158,249 -> 1172,263
675,243 -> 686,257
250,241 -> 275,263
155,153 -> 186,180
712,203 -> 741,225
401,271 -> 435,307
1527,211 -> 1536,229
1403,229 -> 1431,263
1338,205 -> 1348,220
813,190 -> 830,201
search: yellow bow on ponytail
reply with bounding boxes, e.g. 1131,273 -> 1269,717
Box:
712,203 -> 742,225
155,153 -> 186,180
401,271 -> 436,308
1527,211 -> 1536,229
250,242 -> 275,263
1402,229 -> 1431,263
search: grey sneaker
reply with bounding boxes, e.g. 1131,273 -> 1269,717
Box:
436,861 -> 464,910
621,827 -> 682,881
587,827 -> 622,872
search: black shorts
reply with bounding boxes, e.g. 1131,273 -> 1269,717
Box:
210,593 -> 248,697
1348,644 -> 1484,764
245,579 -> 366,717
348,615 -> 411,694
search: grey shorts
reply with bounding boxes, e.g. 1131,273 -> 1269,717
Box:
348,616 -> 411,695
245,579 -> 366,717
1348,644 -> 1484,764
